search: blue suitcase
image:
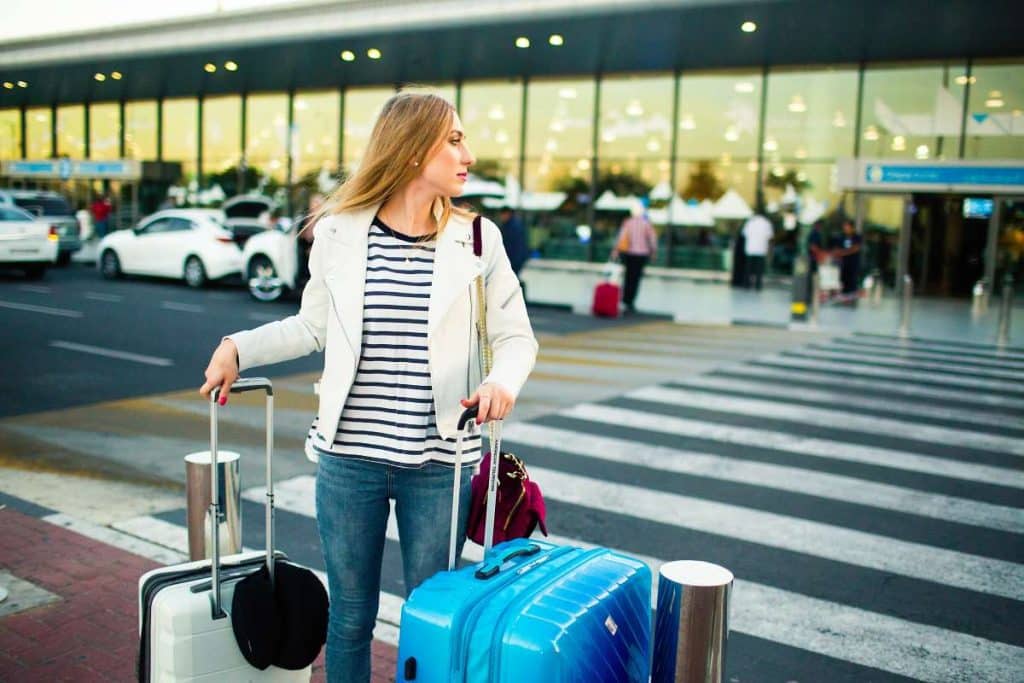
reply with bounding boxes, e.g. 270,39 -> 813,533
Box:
396,409 -> 652,682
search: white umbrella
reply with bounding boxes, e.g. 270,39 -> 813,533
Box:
595,190 -> 640,212
799,197 -> 827,225
712,189 -> 753,219
461,173 -> 506,198
649,180 -> 673,201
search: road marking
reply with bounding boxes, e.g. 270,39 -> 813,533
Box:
811,341 -> 1024,371
629,385 -> 1024,456
84,291 -> 124,302
160,301 -> 204,313
787,347 -> 1024,382
43,513 -> 186,565
17,285 -> 51,294
245,476 -> 1024,683
567,403 -> 1024,489
49,340 -> 174,367
0,300 -> 83,318
502,422 -> 1024,534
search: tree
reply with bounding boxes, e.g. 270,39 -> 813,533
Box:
680,160 -> 725,201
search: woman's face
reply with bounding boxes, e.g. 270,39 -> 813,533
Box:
419,112 -> 475,198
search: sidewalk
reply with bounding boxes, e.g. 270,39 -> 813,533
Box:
0,496 -> 398,682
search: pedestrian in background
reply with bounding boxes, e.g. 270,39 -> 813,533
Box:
741,210 -> 773,291
833,219 -> 862,301
199,92 -> 537,683
610,203 -> 658,313
90,193 -> 112,238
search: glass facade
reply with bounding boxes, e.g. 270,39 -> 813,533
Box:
125,100 -> 157,161
89,102 -> 120,160
0,109 -> 19,160
3,59 -> 1022,268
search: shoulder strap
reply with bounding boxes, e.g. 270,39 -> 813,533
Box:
472,215 -> 482,257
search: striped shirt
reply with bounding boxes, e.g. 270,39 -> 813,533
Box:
616,216 -> 658,256
310,217 -> 482,467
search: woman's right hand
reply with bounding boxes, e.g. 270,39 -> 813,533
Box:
199,339 -> 239,405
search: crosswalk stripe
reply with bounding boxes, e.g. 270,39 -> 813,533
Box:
756,356 -> 1024,396
666,374 -> 1022,432
244,477 -> 1024,683
565,403 -> 1024,489
852,332 -> 1024,358
628,385 -> 1024,456
720,363 -> 1024,411
501,422 -> 1024,534
815,340 -> 1024,370
787,347 -> 1024,382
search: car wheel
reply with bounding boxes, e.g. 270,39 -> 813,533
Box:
100,250 -> 122,279
247,255 -> 285,302
184,256 -> 207,288
23,264 -> 46,280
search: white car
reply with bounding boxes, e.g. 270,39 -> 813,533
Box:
0,205 -> 59,278
96,209 -> 243,287
242,217 -> 310,301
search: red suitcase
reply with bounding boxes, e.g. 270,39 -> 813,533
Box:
592,280 -> 621,317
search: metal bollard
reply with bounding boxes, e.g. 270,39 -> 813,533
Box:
871,269 -> 883,305
899,275 -> 913,339
972,279 -> 988,316
652,561 -> 733,683
810,272 -> 821,326
185,450 -> 242,561
997,274 -> 1014,348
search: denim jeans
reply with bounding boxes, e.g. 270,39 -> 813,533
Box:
316,454 -> 472,683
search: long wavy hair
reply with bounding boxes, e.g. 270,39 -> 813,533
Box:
307,91 -> 473,237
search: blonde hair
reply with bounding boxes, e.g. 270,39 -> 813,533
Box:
308,92 -> 473,237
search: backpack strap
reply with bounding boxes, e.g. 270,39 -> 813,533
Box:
472,215 -> 483,257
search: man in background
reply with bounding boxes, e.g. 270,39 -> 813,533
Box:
741,210 -> 773,291
498,206 -> 529,290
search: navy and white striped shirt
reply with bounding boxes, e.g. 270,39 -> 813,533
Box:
311,217 -> 482,467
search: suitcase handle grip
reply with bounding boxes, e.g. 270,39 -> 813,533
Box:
457,405 -> 478,430
474,543 -> 542,580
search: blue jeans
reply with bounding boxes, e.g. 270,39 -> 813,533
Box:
316,455 -> 472,683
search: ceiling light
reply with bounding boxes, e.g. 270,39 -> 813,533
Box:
954,75 -> 976,85
17,81 -> 28,88
741,21 -> 757,33
340,50 -> 355,62
515,37 -> 530,48
577,158 -> 590,170
204,63 -> 217,73
626,100 -> 644,117
602,131 -> 616,142
788,95 -> 806,113
863,126 -> 879,141
646,139 -> 661,153
295,99 -> 309,111
546,139 -> 558,151
763,137 -> 778,152
2,82 -> 12,90
549,34 -> 564,46
724,127 -> 739,142
488,105 -> 505,120
832,110 -> 847,128
549,120 -> 565,132
224,61 -> 238,72
747,160 -> 759,172
891,135 -> 906,151
1013,110 -> 1023,117
110,71 -> 122,80
558,88 -> 577,99
915,145 -> 929,160
986,97 -> 1004,108
495,130 -> 509,144
679,115 -> 696,130
367,48 -> 381,59
94,73 -> 106,82
795,148 -> 807,159
734,81 -> 754,93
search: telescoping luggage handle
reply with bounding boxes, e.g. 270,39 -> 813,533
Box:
209,377 -> 275,618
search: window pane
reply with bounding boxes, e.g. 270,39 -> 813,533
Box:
525,78 -> 595,163
203,95 -> 242,179
125,100 -> 157,160
57,105 -> 85,157
461,79 -> 523,187
343,86 -> 395,173
764,67 -> 857,160
599,74 -> 673,160
964,60 -> 1024,159
860,62 -> 967,160
0,109 -> 20,160
677,71 -> 762,159
162,98 -> 198,181
89,102 -> 120,160
245,93 -> 289,183
293,90 -> 340,181
26,107 -> 51,158
399,82 -> 456,103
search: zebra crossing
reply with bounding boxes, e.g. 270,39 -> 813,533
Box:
91,329 -> 1024,680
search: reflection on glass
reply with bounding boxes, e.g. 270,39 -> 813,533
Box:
125,101 -> 157,160
764,67 -> 857,160
203,95 -> 242,180
245,93 -> 289,183
344,86 -> 395,173
599,74 -> 673,160
26,107 -> 52,158
293,90 -> 340,182
461,79 -> 523,186
964,61 -> 1024,159
57,105 -> 85,157
398,82 -> 456,103
861,62 -> 966,160
677,71 -> 762,158
162,98 -> 198,181
89,102 -> 120,160
0,109 -> 20,159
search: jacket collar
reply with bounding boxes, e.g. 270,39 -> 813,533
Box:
321,205 -> 482,358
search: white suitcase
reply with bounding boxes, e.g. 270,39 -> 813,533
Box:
137,378 -> 312,682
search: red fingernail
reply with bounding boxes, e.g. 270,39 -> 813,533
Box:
219,397 -> 226,405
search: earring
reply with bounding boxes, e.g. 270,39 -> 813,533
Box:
413,161 -> 420,167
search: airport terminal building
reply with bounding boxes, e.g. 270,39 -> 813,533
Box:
1,0 -> 1022,298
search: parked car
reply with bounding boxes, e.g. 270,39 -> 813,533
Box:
96,209 -> 242,287
0,205 -> 59,278
0,189 -> 81,265
222,194 -> 276,248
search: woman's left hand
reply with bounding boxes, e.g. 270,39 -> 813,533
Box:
461,382 -> 515,425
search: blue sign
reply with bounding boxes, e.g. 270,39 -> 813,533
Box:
865,164 -> 1024,187
7,161 -> 58,175
58,158 -> 72,180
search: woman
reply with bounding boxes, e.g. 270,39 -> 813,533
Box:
610,203 -> 658,313
199,92 -> 538,682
